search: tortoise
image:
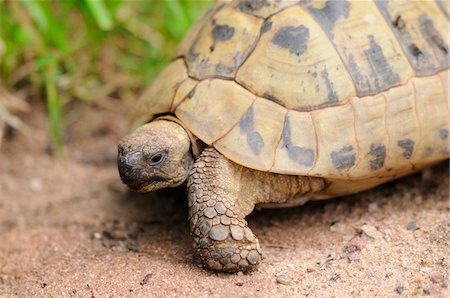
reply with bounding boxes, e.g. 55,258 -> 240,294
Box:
117,0 -> 449,273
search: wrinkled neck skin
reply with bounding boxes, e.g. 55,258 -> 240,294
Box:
117,119 -> 195,192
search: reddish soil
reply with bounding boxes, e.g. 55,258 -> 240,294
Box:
0,104 -> 449,297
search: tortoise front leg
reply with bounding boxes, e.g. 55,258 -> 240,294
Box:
187,147 -> 326,272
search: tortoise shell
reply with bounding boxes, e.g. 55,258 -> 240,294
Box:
133,0 -> 449,195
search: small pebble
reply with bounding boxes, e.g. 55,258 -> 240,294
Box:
30,178 -> 43,192
344,235 -> 368,253
423,284 -> 441,295
329,273 -> 340,282
368,202 -> 378,213
329,222 -> 344,233
140,273 -> 152,286
361,224 -> 383,240
93,232 -> 102,239
348,252 -> 360,261
430,273 -> 446,285
276,273 -> 290,285
395,285 -> 404,294
420,267 -> 432,273
420,259 -> 433,266
406,221 -> 417,231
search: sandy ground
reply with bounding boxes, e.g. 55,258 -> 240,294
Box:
0,104 -> 449,297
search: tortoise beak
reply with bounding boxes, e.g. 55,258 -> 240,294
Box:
117,144 -> 149,191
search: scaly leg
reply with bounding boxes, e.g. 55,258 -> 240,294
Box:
187,147 -> 326,272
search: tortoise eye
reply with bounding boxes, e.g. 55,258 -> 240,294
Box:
149,151 -> 166,166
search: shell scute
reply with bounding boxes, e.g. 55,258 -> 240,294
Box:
302,0 -> 414,96
186,6 -> 262,79
375,0 -> 449,76
272,111 -> 317,174
309,104 -> 359,177
236,6 -> 355,111
348,94 -> 388,177
412,73 -> 449,160
383,81 -> 420,172
214,97 -> 286,171
132,59 -> 187,120
175,79 -> 254,145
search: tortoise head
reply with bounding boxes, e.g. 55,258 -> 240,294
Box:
117,119 -> 194,192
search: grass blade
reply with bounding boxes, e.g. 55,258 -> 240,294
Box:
84,0 -> 114,30
44,59 -> 63,156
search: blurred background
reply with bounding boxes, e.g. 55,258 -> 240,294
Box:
0,0 -> 212,153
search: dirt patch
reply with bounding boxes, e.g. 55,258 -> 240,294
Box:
0,104 -> 449,297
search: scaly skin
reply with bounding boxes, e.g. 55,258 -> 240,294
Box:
188,147 -> 327,273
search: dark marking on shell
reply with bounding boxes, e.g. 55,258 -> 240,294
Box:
392,15 -> 406,33
397,138 -> 415,159
237,0 -> 269,14
331,145 -> 356,170
188,88 -> 196,99
348,53 -> 371,93
435,0 -> 450,20
350,35 -> 400,96
368,143 -> 386,171
408,44 -> 425,61
365,35 -> 400,86
215,63 -> 235,75
261,21 -> 273,34
187,43 -> 199,63
281,115 -> 315,167
239,106 -> 254,133
375,0 -> 438,76
419,14 -> 449,58
425,147 -> 434,156
271,25 -> 310,56
305,0 -> 349,37
247,131 -> 264,155
320,66 -> 338,102
212,24 -> 235,42
432,36 -> 448,55
239,106 -> 265,155
375,2 -> 440,75
439,128 -> 448,140
287,146 -> 315,167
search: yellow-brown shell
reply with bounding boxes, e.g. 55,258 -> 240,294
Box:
133,0 -> 449,185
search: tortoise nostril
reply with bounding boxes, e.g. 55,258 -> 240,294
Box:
117,145 -> 143,166
117,146 -> 127,164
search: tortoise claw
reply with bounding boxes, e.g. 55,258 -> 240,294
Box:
191,217 -> 263,273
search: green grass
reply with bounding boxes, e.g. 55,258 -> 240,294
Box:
0,0 -> 213,153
